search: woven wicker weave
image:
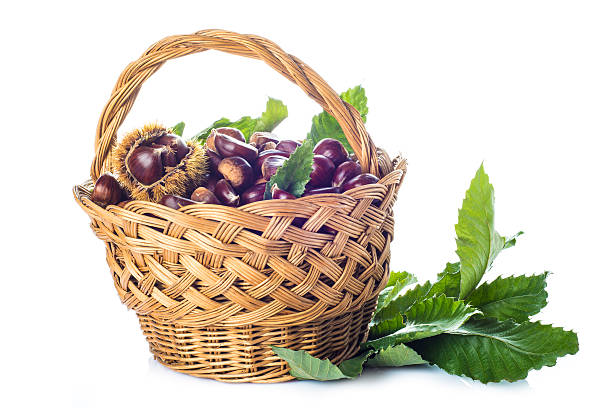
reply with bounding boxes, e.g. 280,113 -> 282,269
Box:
73,29 -> 407,383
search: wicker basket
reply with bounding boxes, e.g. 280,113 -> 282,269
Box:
73,29 -> 407,383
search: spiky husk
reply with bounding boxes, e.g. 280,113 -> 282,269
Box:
113,123 -> 208,202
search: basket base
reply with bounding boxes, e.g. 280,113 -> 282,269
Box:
138,300 -> 375,383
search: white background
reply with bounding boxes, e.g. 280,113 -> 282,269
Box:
1,1 -> 610,407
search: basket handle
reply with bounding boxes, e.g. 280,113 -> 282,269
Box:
91,29 -> 379,181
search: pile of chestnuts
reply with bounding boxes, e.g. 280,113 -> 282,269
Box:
89,126 -> 380,211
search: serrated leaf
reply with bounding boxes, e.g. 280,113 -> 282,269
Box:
271,346 -> 370,380
386,271 -> 417,288
456,164 -> 505,298
411,318 -> 578,383
503,231 -> 524,249
430,270 -> 461,299
467,273 -> 548,322
170,121 -> 185,136
306,85 -> 368,153
192,97 -> 287,143
258,97 -> 288,131
369,314 -> 404,339
265,139 -> 314,198
337,350 -> 373,377
366,344 -> 426,368
376,272 -> 418,315
372,281 -> 433,325
365,295 -> 481,349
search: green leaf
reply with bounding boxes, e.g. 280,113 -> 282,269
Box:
337,350 -> 374,377
503,231 -> 524,249
193,97 -> 288,143
170,121 -> 185,136
265,139 -> 314,199
271,346 -> 370,380
386,271 -> 417,288
467,273 -> 548,322
369,314 -> 404,339
258,97 -> 288,132
376,272 -> 418,315
430,270 -> 461,299
365,295 -> 481,349
456,164 -> 505,298
411,318 -> 579,383
306,85 -> 368,153
372,281 -> 433,325
366,344 -> 426,368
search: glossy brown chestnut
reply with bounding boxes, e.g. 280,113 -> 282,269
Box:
332,160 -> 362,188
190,187 -> 221,204
240,183 -> 266,204
206,150 -> 223,175
214,133 -> 258,163
91,173 -> 123,207
260,141 -> 278,152
218,156 -> 254,192
214,179 -> 239,207
206,127 -> 246,153
250,132 -> 280,148
159,194 -> 199,210
127,146 -> 164,185
276,140 -> 301,154
261,155 -> 288,181
204,174 -> 221,190
254,177 -> 268,185
271,185 -> 296,199
155,133 -> 190,162
313,138 -> 349,167
341,173 -> 379,192
256,149 -> 291,170
303,186 -> 341,196
307,154 -> 335,188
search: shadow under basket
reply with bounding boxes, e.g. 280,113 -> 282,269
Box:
74,29 -> 407,383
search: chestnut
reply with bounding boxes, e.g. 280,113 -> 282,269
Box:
240,183 -> 266,205
214,179 -> 239,207
156,145 -> 178,168
276,140 -> 301,154
159,194 -> 199,210
303,186 -> 341,196
313,138 -> 349,167
332,161 -> 362,188
271,185 -> 296,199
206,150 -> 223,174
214,133 -> 258,163
206,127 -> 246,153
204,174 -> 221,190
254,177 -> 268,185
306,154 -> 335,189
155,133 -> 190,162
250,132 -> 280,148
91,173 -> 123,207
261,155 -> 288,181
127,145 -> 164,185
216,127 -> 246,142
256,149 -> 291,170
260,141 -> 278,152
191,187 -> 221,204
341,173 -> 380,192
218,156 -> 254,192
